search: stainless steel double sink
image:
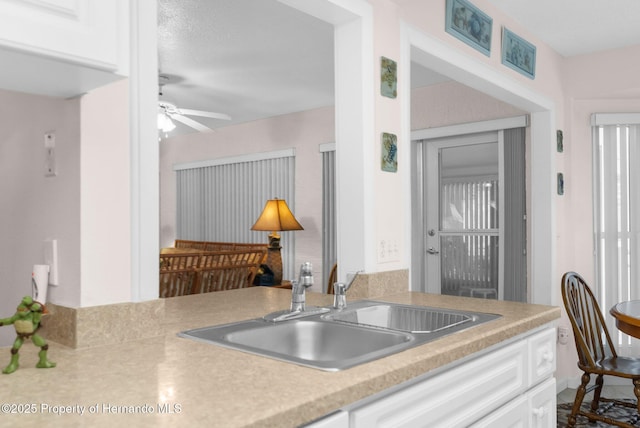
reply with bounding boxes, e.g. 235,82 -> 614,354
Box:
179,300 -> 500,371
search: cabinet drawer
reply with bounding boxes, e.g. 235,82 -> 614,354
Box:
349,340 -> 527,428
469,394 -> 528,428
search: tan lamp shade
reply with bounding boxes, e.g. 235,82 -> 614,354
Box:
251,199 -> 302,285
251,199 -> 303,233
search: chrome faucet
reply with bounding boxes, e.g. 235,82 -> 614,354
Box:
291,261 -> 314,312
263,262 -> 329,322
333,271 -> 361,309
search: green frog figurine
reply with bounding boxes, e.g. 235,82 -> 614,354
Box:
0,296 -> 56,374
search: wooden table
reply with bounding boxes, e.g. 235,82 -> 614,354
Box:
610,300 -> 640,338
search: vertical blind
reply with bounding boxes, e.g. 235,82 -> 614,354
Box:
175,150 -> 297,280
593,114 -> 640,355
440,178 -> 499,296
321,144 -> 337,291
503,127 -> 527,302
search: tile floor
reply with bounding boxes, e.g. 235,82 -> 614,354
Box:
558,385 -> 637,405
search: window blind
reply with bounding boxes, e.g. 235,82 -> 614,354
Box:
593,114 -> 640,355
321,143 -> 337,291
175,150 -> 297,280
503,127 -> 527,302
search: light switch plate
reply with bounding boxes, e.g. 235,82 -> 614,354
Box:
44,239 -> 59,286
45,147 -> 57,177
44,132 -> 57,177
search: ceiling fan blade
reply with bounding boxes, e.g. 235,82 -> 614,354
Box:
179,108 -> 232,121
170,114 -> 213,132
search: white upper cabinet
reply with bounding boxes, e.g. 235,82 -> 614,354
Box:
0,0 -> 129,97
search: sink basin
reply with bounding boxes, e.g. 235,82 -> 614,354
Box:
179,318 -> 413,371
179,300 -> 500,371
322,301 -> 496,334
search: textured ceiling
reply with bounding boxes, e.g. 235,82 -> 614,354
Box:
157,0 -> 334,134
489,0 -> 640,57
158,0 -> 640,136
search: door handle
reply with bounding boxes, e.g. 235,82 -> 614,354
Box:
426,247 -> 439,255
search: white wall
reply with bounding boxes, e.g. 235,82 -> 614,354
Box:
160,106 -> 334,289
0,88 -> 81,345
555,44 -> 640,384
0,78 -> 131,332
79,79 -> 132,307
411,81 -> 525,129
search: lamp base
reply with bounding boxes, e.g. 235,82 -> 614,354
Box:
265,246 -> 283,285
267,232 -> 281,249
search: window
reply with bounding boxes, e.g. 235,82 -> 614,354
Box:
592,113 -> 640,354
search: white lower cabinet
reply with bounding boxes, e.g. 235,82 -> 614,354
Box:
307,326 -> 556,428
471,378 -> 556,427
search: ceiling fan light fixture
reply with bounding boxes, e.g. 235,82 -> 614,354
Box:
157,111 -> 176,133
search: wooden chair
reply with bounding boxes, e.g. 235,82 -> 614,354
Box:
160,253 -> 201,270
194,263 -> 259,293
561,271 -> 640,427
197,249 -> 266,269
174,239 -> 208,250
159,268 -> 197,297
326,263 -> 337,294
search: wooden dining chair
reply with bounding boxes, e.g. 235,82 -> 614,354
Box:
561,271 -> 640,427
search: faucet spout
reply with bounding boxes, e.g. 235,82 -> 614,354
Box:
263,262 -> 330,322
333,271 -> 362,309
291,262 -> 313,312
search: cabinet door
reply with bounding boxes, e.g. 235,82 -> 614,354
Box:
469,395 -> 528,428
528,378 -> 556,428
0,0 -> 127,71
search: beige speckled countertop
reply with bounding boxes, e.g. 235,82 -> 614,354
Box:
0,288 -> 559,427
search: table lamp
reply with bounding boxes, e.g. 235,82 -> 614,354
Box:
251,198 -> 303,284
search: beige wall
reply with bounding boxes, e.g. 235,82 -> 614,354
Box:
0,88 -> 81,345
0,78 -> 130,345
411,81 -> 525,129
79,79 -> 131,307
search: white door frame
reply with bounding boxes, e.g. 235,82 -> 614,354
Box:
400,25 -> 556,306
413,116 -> 527,298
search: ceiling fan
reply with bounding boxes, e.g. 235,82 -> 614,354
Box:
158,75 -> 231,135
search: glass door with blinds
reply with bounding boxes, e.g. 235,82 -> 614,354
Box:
425,133 -> 502,298
421,129 -> 527,301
